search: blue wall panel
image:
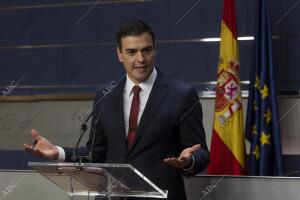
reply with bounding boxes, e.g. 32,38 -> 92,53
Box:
0,0 -> 299,95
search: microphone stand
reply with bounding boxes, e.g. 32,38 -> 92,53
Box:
72,106 -> 104,164
72,113 -> 91,164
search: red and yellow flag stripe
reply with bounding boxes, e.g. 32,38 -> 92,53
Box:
208,0 -> 246,175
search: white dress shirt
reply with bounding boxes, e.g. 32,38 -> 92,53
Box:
123,68 -> 157,137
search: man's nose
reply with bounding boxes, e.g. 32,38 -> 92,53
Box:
136,51 -> 145,62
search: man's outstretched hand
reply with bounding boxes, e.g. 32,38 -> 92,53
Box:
164,144 -> 201,169
24,129 -> 59,160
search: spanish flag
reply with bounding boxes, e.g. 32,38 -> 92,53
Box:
208,0 -> 246,175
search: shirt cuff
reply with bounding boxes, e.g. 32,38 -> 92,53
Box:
183,156 -> 195,173
54,146 -> 65,162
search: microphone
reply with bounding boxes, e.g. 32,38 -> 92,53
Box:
80,108 -> 96,132
72,105 -> 104,163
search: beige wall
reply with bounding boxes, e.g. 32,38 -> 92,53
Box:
0,96 -> 299,154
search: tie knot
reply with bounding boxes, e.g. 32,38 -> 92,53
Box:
132,85 -> 141,95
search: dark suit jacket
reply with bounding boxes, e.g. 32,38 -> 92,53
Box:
64,70 -> 209,200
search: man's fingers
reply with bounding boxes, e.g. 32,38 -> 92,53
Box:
31,129 -> 41,141
180,155 -> 191,162
165,144 -> 202,168
24,143 -> 37,150
24,143 -> 37,154
164,157 -> 183,168
179,144 -> 201,158
189,144 -> 201,153
24,143 -> 32,150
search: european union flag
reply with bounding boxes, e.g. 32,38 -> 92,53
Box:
245,0 -> 283,176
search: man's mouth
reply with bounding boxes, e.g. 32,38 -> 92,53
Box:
134,66 -> 147,68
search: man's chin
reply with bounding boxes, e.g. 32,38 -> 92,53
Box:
131,74 -> 150,83
129,67 -> 153,83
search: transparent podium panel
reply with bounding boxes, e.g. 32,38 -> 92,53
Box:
28,162 -> 168,199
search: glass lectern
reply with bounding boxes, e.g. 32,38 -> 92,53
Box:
28,162 -> 168,199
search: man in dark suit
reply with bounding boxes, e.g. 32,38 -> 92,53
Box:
24,19 -> 209,200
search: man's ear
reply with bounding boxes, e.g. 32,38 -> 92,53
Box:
117,47 -> 123,62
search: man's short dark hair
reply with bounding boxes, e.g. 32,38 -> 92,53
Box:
116,19 -> 155,49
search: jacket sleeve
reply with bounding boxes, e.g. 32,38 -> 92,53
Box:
177,87 -> 210,175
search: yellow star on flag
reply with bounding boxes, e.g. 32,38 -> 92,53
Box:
260,131 -> 271,146
252,145 -> 260,160
254,100 -> 258,111
264,109 -> 272,124
260,84 -> 269,99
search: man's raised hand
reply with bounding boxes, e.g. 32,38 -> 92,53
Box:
24,129 -> 59,160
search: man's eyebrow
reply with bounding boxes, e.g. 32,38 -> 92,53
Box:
124,48 -> 137,52
124,45 -> 153,52
142,45 -> 153,49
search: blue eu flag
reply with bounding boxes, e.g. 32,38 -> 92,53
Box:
245,0 -> 283,176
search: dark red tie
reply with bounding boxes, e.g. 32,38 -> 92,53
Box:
127,85 -> 141,149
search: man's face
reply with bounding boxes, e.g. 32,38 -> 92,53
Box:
117,32 -> 155,84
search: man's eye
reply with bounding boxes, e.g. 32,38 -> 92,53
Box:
127,51 -> 136,55
143,48 -> 152,53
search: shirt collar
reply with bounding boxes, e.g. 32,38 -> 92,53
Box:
124,67 -> 157,96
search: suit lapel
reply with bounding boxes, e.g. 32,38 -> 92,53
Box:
127,71 -> 170,154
